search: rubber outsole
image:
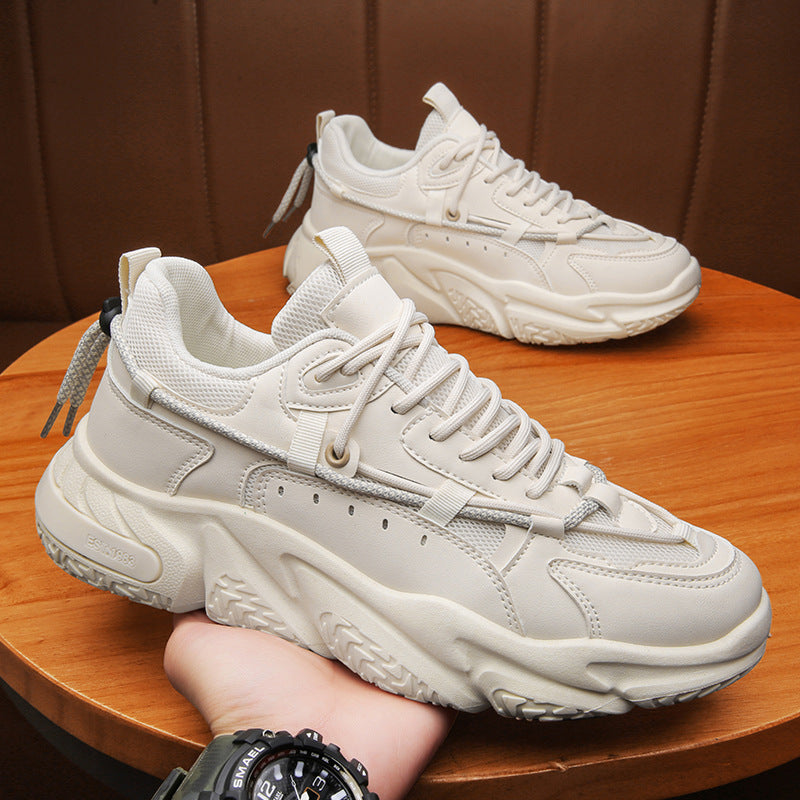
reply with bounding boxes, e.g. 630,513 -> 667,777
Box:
284,219 -> 701,345
35,429 -> 770,720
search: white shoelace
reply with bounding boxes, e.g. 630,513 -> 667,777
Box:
43,302 -> 671,535
440,124 -> 600,225
316,298 -> 565,495
266,133 -> 607,241
263,157 -> 314,237
41,320 -> 111,437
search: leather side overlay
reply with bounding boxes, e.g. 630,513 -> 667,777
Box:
86,373 -> 213,495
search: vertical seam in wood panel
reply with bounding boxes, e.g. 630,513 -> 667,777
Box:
680,0 -> 720,243
22,0 -> 71,321
365,0 -> 379,132
189,0 -> 219,262
529,0 -> 547,167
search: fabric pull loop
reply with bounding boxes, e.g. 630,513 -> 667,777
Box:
119,247 -> 161,314
288,411 -> 329,475
418,479 -> 475,528
313,227 -> 373,283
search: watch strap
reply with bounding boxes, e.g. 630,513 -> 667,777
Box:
150,734 -> 238,800
150,729 -> 378,800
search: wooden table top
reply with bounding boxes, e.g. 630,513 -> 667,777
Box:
0,248 -> 798,799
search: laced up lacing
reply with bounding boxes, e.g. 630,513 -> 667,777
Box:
440,124 -> 602,226
266,129 -> 609,239
316,298 -> 566,497
41,299 -> 678,536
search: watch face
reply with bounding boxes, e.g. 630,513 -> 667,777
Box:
248,745 -> 359,800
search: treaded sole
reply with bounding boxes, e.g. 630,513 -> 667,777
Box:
38,509 -> 768,721
35,430 -> 770,720
284,216 -> 701,345
37,520 -> 173,610
38,520 -> 763,721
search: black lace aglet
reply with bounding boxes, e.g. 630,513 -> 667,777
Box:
40,401 -> 64,438
62,404 -> 78,437
262,219 -> 277,239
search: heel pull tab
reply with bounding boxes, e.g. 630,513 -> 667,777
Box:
119,247 -> 161,314
422,83 -> 461,122
313,227 -> 372,283
316,109 -> 335,140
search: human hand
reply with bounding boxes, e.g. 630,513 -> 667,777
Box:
164,611 -> 456,800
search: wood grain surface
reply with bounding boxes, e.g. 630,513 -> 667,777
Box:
0,247 -> 797,799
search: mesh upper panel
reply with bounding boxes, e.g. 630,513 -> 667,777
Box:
123,268 -> 259,412
416,109 -> 446,150
563,529 -> 698,567
323,136 -> 403,196
447,517 -> 505,558
160,260 -> 273,367
516,238 -> 547,263
271,263 -> 344,349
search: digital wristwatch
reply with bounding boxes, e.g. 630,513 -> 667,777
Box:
151,728 -> 379,800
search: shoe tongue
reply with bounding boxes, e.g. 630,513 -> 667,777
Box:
271,227 -> 405,350
416,82 -> 483,149
271,229 -> 544,483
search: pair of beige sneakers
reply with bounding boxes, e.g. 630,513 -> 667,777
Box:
35,86 -> 767,722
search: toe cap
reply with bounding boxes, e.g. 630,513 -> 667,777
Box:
550,531 -> 766,647
565,236 -> 698,296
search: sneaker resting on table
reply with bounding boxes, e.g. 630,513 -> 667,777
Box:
270,83 -> 701,345
36,227 -> 768,720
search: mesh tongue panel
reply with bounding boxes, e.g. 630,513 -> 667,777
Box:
271,263 -> 344,350
272,252 -> 523,473
416,83 -> 482,150
416,105 -> 484,150
416,108 -> 447,149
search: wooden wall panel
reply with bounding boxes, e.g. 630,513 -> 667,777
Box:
198,0 -> 370,262
28,0 -> 215,317
0,1 -> 69,322
682,0 -> 800,295
535,0 -> 714,239
0,0 -> 797,363
375,0 -> 540,157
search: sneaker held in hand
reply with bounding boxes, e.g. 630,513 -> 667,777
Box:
37,227 -> 767,720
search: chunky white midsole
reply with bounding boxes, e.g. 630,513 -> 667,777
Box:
284,216 -> 701,344
35,421 -> 770,717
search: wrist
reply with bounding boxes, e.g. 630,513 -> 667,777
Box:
152,728 -> 379,800
208,704 -> 455,800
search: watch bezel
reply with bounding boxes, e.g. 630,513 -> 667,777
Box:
213,728 -> 375,800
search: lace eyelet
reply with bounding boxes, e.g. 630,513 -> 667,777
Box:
445,208 -> 460,222
325,442 -> 350,468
